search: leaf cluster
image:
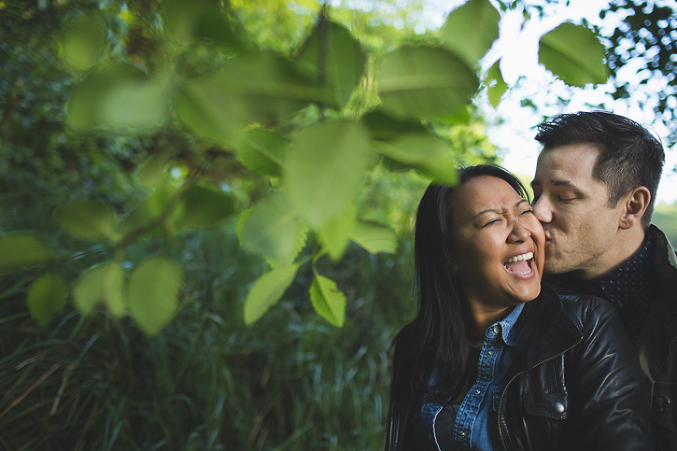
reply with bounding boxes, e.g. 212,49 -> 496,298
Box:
1,0 -> 610,333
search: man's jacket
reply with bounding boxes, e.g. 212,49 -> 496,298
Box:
637,225 -> 677,450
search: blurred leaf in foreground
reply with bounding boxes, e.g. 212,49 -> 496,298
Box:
27,272 -> 68,325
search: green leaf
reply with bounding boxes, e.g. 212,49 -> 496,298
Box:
236,128 -> 287,177
73,263 -> 126,317
309,272 -> 345,327
539,23 -> 609,87
317,204 -> 357,262
0,235 -> 56,275
177,51 -> 327,147
138,149 -> 177,189
363,110 -> 426,141
127,257 -> 183,336
27,273 -> 68,325
244,262 -> 302,324
60,16 -> 107,71
372,130 -> 459,184
68,63 -> 174,130
174,184 -> 236,230
375,45 -> 479,121
175,80 -> 244,148
56,200 -> 117,241
119,184 -> 180,239
486,60 -> 508,108
294,20 -> 366,110
161,0 -> 243,50
350,220 -> 397,254
238,192 -> 306,262
439,0 -> 500,68
287,119 -> 371,227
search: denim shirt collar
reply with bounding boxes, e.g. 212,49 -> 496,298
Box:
489,303 -> 524,347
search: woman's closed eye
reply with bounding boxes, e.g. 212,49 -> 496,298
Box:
482,218 -> 502,227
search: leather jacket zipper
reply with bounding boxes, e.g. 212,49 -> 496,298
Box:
497,336 -> 582,451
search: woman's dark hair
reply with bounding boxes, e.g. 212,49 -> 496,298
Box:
385,165 -> 552,451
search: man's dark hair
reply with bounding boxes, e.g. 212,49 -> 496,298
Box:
535,111 -> 665,228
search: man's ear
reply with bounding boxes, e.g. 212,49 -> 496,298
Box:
619,187 -> 651,229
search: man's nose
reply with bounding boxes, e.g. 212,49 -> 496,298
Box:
532,197 -> 552,224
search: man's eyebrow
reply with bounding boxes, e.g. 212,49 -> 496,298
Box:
531,179 -> 576,189
474,199 -> 528,218
550,180 -> 576,188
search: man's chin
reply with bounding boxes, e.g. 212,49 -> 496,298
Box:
543,259 -> 570,275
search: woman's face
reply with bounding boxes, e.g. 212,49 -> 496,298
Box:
450,175 -> 545,312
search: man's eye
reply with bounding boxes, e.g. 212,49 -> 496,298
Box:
520,209 -> 534,215
483,219 -> 501,227
558,197 -> 575,203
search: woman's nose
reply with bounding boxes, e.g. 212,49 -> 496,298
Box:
508,220 -> 530,242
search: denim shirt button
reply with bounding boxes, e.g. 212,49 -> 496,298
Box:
554,402 -> 566,414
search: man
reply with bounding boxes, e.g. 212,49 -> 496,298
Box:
530,111 -> 677,450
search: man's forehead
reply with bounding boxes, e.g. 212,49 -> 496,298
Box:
535,144 -> 600,179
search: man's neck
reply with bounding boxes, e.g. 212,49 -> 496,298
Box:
580,227 -> 648,280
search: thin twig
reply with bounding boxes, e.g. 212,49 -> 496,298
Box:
0,363 -> 61,419
50,363 -> 74,415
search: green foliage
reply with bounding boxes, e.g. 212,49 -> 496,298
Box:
2,0 -> 610,331
309,269 -> 346,327
604,0 -> 677,145
295,17 -> 367,110
73,263 -> 126,317
539,22 -> 609,87
0,235 -> 56,276
439,0 -> 500,69
375,45 -> 479,120
486,61 -> 508,108
287,119 -> 372,226
127,257 -> 184,335
653,202 -> 677,247
0,223 -> 415,449
27,273 -> 68,325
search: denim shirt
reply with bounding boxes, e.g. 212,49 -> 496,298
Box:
412,303 -> 524,451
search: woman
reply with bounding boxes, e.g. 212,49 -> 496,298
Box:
385,165 -> 653,451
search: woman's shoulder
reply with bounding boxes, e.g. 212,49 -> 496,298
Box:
558,293 -> 615,313
556,293 -> 622,336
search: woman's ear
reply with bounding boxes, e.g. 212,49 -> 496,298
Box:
619,187 -> 650,229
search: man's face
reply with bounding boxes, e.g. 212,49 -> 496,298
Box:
531,144 -> 626,279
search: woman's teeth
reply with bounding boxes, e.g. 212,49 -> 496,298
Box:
505,252 -> 533,263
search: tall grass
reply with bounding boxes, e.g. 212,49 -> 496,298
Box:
0,223 -> 417,450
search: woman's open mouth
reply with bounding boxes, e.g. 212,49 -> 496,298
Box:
503,252 -> 535,277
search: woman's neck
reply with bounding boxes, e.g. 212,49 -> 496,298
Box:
466,304 -> 514,342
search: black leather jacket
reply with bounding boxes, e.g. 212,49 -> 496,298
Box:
386,294 -> 654,451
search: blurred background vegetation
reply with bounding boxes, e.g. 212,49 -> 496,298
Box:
1,0 -> 676,450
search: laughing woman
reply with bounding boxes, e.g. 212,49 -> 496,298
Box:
385,165 -> 653,451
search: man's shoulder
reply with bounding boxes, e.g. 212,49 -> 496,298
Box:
649,224 -> 677,267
